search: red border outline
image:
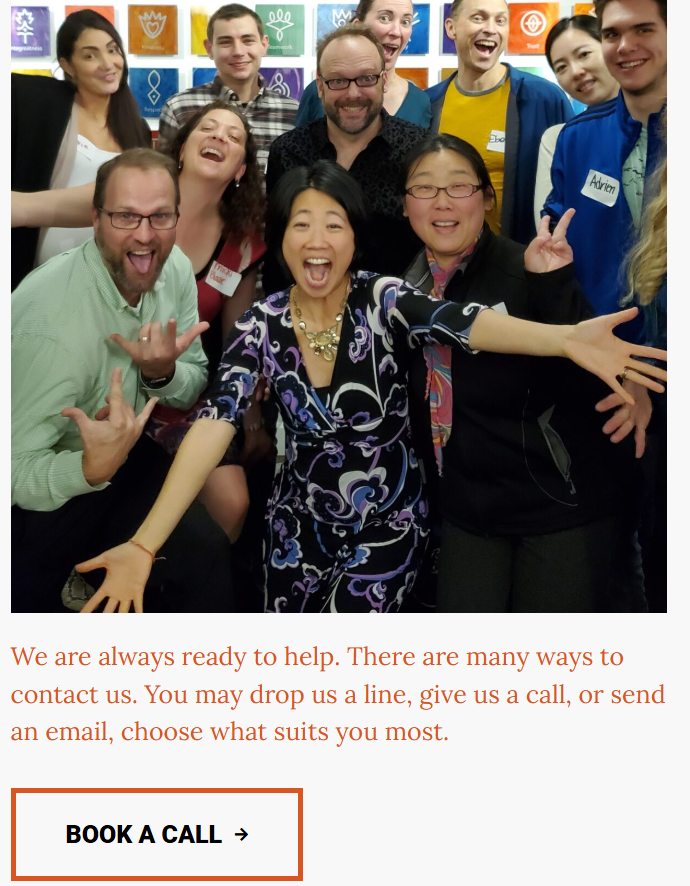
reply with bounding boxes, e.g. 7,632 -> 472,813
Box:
11,787 -> 303,881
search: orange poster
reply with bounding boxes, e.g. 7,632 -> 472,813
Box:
65,6 -> 115,24
507,3 -> 561,54
574,3 -> 596,15
128,5 -> 178,55
397,68 -> 428,90
191,6 -> 210,55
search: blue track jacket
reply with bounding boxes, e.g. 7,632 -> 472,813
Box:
427,64 -> 573,244
543,92 -> 664,341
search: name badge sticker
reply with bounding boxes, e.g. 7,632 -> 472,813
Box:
206,261 -> 242,297
487,130 -> 506,153
581,169 -> 620,207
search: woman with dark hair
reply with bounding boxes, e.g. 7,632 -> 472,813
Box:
295,0 -> 431,128
534,15 -> 619,221
11,10 -> 151,287
402,133 -> 651,611
74,160 -> 665,614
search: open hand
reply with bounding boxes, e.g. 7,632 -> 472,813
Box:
564,308 -> 667,405
61,368 -> 158,485
110,319 -> 209,381
524,209 -> 575,274
595,380 -> 653,458
77,541 -> 153,613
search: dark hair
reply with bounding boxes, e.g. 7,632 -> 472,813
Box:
56,10 -> 151,151
316,23 -> 385,73
594,0 -> 666,25
448,0 -> 508,18
354,0 -> 414,20
93,148 -> 180,210
545,15 -> 602,70
400,133 -> 496,204
265,161 -> 368,282
207,3 -> 265,41
166,101 -> 265,240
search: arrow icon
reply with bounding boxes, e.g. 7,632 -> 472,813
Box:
235,827 -> 248,841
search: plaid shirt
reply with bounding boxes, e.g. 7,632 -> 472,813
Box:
157,74 -> 298,174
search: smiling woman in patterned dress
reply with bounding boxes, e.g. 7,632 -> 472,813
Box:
74,161 -> 667,614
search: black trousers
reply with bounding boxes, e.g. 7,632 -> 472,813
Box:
12,436 -> 234,613
436,517 -> 617,613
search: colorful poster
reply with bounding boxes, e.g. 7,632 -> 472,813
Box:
574,3 -> 596,15
441,66 -> 456,81
193,67 -> 215,86
11,7 -> 50,57
190,6 -> 209,55
128,5 -> 178,55
257,4 -> 305,57
442,3 -> 455,55
397,67 -> 428,90
316,4 -> 356,42
507,3 -> 560,54
65,6 -> 115,25
129,67 -> 179,117
402,3 -> 429,55
260,67 -> 304,101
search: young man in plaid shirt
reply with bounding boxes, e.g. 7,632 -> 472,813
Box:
158,3 -> 298,173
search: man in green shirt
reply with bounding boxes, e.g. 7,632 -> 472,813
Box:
12,149 -> 231,612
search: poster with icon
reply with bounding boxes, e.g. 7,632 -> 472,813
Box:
316,4 -> 356,42
260,66 -> 304,101
129,66 -> 179,116
190,5 -> 209,55
402,3 -> 429,55
65,6 -> 115,24
11,6 -> 50,57
573,3 -> 596,15
128,5 -> 178,55
257,5 -> 305,57
193,66 -> 215,86
397,67 -> 428,90
507,2 -> 560,54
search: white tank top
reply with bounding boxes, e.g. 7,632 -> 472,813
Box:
36,135 -> 120,267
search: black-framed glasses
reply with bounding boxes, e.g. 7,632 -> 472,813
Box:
406,183 -> 483,200
320,72 -> 384,91
97,209 -> 180,230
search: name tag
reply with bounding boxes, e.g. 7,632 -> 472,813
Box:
487,130 -> 506,153
581,169 -> 620,207
205,261 -> 242,297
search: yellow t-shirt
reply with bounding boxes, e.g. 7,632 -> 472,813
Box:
438,75 -> 511,234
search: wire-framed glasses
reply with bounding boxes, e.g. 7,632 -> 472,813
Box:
97,209 -> 180,230
405,183 -> 483,200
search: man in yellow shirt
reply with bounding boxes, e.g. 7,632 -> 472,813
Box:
427,0 -> 573,242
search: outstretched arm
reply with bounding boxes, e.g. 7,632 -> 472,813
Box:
78,418 -> 235,613
11,183 -> 95,229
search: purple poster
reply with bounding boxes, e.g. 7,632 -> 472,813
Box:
260,67 -> 304,102
11,6 -> 50,57
442,3 -> 455,54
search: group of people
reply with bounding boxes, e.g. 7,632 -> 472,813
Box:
11,0 -> 667,614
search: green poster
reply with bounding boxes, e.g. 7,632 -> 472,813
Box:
257,5 -> 305,57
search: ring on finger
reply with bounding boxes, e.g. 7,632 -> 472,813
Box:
621,368 -> 630,381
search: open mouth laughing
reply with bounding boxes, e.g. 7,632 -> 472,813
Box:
474,39 -> 498,58
200,145 -> 225,162
303,257 -> 332,287
127,250 -> 154,274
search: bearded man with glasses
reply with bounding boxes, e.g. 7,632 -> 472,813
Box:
11,149 -> 234,613
264,24 -> 428,292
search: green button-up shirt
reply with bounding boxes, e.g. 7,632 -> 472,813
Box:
12,238 -> 208,512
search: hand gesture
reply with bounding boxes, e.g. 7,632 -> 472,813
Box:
61,368 -> 158,486
595,380 -> 653,458
77,542 -> 153,613
564,308 -> 667,405
110,319 -> 210,381
524,209 -> 575,274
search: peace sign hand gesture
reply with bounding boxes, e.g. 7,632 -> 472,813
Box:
110,318 -> 209,381
61,368 -> 158,486
524,209 -> 576,275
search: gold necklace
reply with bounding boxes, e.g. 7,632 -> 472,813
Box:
291,281 -> 350,362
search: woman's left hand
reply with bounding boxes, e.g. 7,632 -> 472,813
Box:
524,209 -> 575,274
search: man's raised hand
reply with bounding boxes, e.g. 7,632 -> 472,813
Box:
110,319 -> 209,381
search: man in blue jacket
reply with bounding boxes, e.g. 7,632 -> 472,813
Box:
427,0 -> 572,244
543,0 -> 666,339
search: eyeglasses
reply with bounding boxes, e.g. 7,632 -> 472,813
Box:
320,72 -> 384,91
97,209 -> 179,230
406,183 -> 483,200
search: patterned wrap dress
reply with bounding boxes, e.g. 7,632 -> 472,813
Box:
198,271 -> 484,613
